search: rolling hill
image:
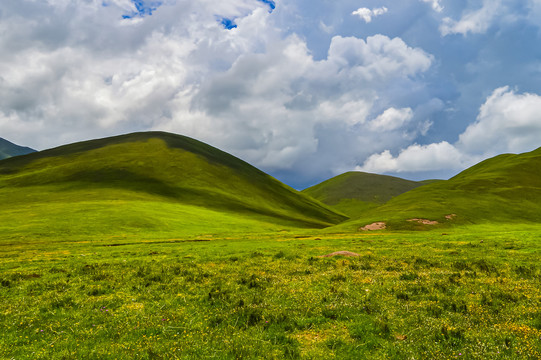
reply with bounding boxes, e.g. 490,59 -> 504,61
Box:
0,132 -> 347,241
302,171 -> 430,218
336,147 -> 541,231
0,138 -> 36,160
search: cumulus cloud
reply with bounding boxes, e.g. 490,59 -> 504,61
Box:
352,7 -> 388,23
440,0 -> 503,36
324,35 -> 433,81
458,86 -> 541,155
178,33 -> 433,170
439,0 -> 541,36
359,87 -> 541,174
358,142 -> 469,173
369,108 -> 413,131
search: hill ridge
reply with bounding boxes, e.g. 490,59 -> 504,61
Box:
334,146 -> 541,231
0,132 -> 347,240
302,171 -> 430,218
0,137 -> 36,160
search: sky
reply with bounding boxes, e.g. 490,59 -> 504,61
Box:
2,0 -> 541,189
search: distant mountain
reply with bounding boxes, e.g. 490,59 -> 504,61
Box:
0,132 -> 347,240
337,146 -> 541,230
0,138 -> 36,160
302,171 -> 430,218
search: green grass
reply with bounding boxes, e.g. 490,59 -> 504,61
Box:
326,199 -> 379,219
0,132 -> 346,240
302,172 -> 427,218
2,133 -> 541,358
340,147 -> 541,230
1,225 -> 540,359
303,172 -> 426,205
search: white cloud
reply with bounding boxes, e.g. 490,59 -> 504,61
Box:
352,7 -> 388,23
358,142 -> 470,173
440,0 -> 503,36
319,21 -> 334,34
420,0 -> 443,13
173,33 -> 432,170
317,99 -> 372,126
439,0 -> 541,36
324,35 -> 433,82
369,107 -> 413,131
359,86 -> 541,174
458,86 -> 541,155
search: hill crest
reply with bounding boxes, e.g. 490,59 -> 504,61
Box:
337,146 -> 541,231
0,137 -> 36,160
303,171 -> 426,205
0,132 -> 347,235
302,171 -> 430,218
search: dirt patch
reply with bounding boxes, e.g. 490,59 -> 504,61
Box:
360,222 -> 387,231
445,214 -> 457,220
320,251 -> 360,258
407,218 -> 439,225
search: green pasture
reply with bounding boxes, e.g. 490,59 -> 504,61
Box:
1,132 -> 541,359
302,171 -> 426,206
1,225 -> 540,359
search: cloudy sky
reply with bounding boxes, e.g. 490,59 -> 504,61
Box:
2,0 -> 541,188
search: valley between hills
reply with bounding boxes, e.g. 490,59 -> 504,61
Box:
1,132 -> 540,359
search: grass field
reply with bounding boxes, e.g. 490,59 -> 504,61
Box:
301,172 -> 427,219
2,225 -> 540,359
335,147 -> 541,232
0,132 -> 346,234
1,133 -> 540,359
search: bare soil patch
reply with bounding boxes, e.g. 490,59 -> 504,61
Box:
360,222 -> 387,231
445,214 -> 457,220
407,218 -> 439,225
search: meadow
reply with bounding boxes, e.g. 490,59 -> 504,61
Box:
1,133 -> 541,359
2,224 -> 540,359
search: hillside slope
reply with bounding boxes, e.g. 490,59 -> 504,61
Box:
0,132 -> 346,240
0,138 -> 36,160
337,147 -> 541,230
302,171 -> 427,217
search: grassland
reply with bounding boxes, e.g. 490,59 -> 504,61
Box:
302,172 -> 428,218
0,132 -> 346,243
1,225 -> 540,359
336,147 -> 541,232
303,171 -> 426,205
2,133 -> 541,359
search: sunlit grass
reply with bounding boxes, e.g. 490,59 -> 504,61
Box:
2,225 -> 540,359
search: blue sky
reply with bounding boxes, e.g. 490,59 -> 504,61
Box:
121,1 -> 163,18
2,0 -> 541,188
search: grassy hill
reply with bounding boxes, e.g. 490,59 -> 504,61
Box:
0,138 -> 36,160
302,171 -> 428,218
0,132 -> 346,241
2,135 -> 541,359
335,147 -> 541,231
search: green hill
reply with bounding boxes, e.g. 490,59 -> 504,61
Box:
0,132 -> 346,241
336,147 -> 541,231
302,171 -> 427,217
0,138 -> 36,160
